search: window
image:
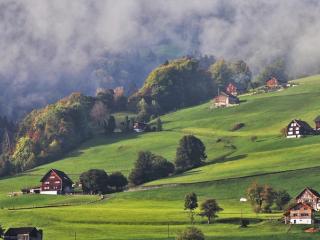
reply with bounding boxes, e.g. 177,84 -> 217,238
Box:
45,181 -> 50,184
55,181 -> 60,184
17,234 -> 29,240
292,213 -> 298,217
50,176 -> 55,179
301,213 -> 309,217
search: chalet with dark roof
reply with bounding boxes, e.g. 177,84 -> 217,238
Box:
286,119 -> 315,138
226,83 -> 238,96
284,203 -> 314,224
296,187 -> 320,211
40,169 -> 73,195
4,227 -> 43,240
213,91 -> 240,108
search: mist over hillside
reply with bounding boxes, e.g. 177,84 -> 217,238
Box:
1,0 -> 320,119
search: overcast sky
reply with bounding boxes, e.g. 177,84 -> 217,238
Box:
1,0 -> 320,117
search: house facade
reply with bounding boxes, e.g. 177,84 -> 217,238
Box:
296,187 -> 320,211
226,83 -> 237,96
286,119 -> 315,138
284,203 -> 314,224
4,227 -> 43,240
266,77 -> 279,89
213,92 -> 240,108
40,169 -> 73,195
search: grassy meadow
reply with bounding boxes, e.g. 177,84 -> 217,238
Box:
1,75 -> 320,239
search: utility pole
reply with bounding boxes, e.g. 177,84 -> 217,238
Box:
74,232 -> 77,240
167,223 -> 170,238
240,197 -> 247,225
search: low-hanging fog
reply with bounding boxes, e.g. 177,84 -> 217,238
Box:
1,0 -> 320,119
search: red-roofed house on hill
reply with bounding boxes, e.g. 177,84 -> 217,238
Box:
226,83 -> 237,96
266,77 -> 279,89
284,203 -> 314,224
40,169 -> 73,195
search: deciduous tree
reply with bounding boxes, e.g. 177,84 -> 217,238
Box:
80,169 -> 109,194
199,199 -> 223,224
184,192 -> 198,224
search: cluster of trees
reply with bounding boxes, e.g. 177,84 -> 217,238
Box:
209,59 -> 252,92
247,182 -> 291,213
184,192 -> 223,225
254,59 -> 288,87
5,89 -> 131,176
129,57 -> 215,122
80,169 -> 128,194
129,135 -> 206,185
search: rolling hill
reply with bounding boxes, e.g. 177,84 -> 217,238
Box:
1,75 -> 320,239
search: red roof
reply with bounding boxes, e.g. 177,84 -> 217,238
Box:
266,77 -> 279,86
284,202 -> 313,216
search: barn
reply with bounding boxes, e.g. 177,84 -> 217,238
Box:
40,169 -> 73,195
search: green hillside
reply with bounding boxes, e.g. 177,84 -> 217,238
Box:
1,75 -> 320,239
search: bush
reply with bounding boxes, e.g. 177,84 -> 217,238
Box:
108,172 -> 128,192
129,151 -> 174,185
280,127 -> 287,137
250,136 -> 258,142
231,123 -> 245,131
176,227 -> 205,240
80,169 -> 110,194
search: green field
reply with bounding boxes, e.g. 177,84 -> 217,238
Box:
2,75 -> 320,239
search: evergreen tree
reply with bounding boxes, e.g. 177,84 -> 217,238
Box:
175,135 -> 206,171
